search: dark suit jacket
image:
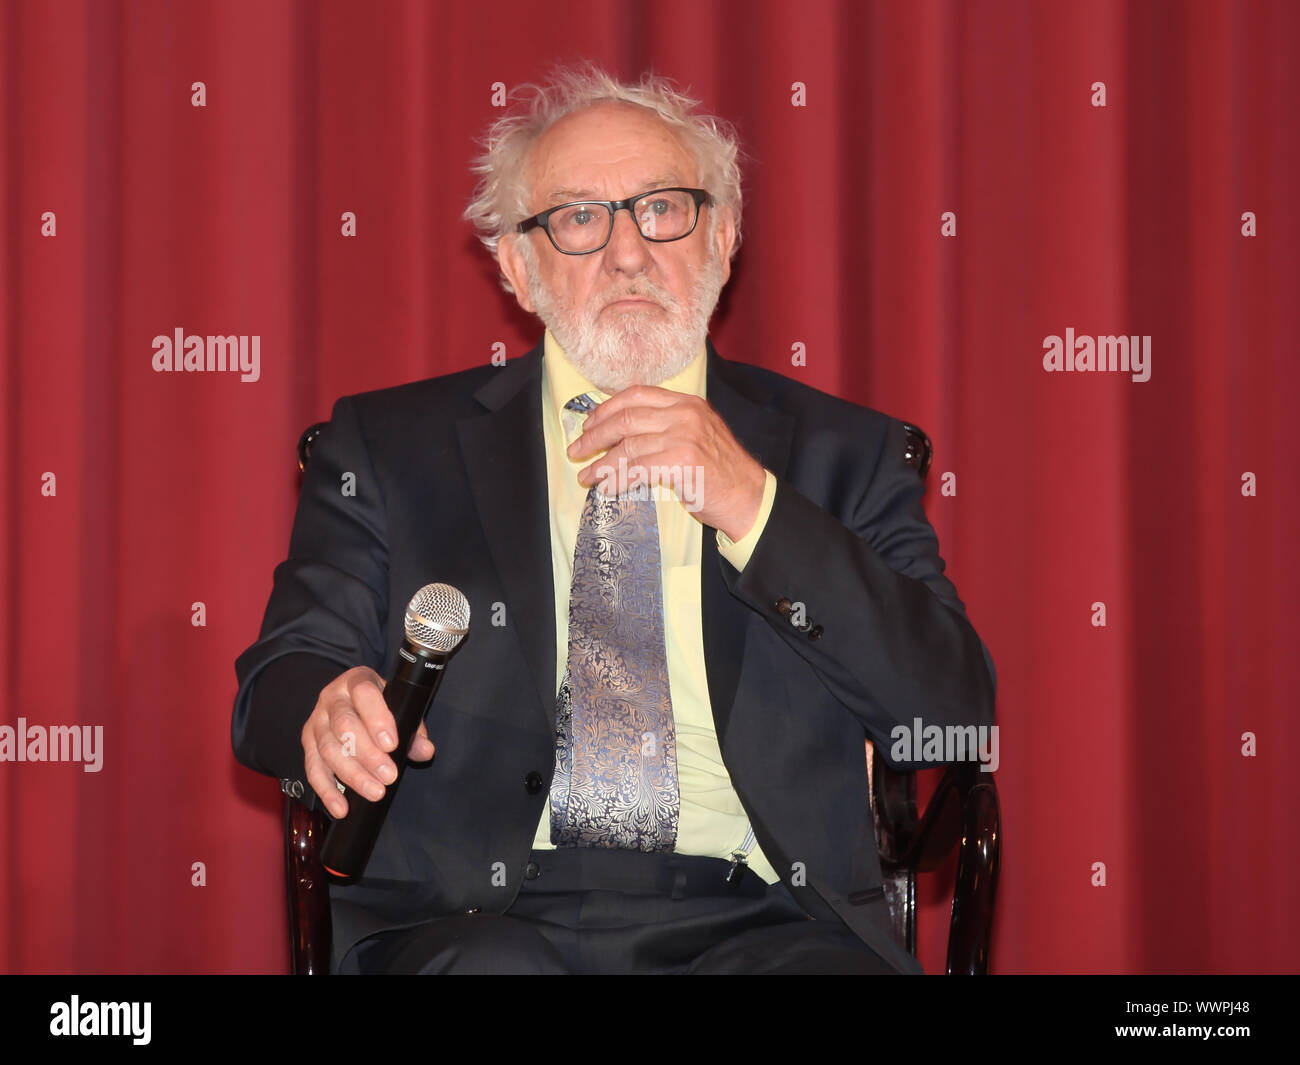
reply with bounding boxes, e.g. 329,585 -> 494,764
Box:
231,337 -> 996,974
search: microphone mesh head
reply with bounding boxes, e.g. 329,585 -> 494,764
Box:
404,583 -> 470,653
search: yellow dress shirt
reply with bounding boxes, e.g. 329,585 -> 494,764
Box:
533,329 -> 780,883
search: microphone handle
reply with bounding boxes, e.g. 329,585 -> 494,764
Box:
321,643 -> 449,879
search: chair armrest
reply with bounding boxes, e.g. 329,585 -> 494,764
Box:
870,749 -> 1001,974
905,762 -> 1001,974
285,795 -> 332,975
944,767 -> 1000,975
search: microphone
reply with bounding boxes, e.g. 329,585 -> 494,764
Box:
321,582 -> 470,880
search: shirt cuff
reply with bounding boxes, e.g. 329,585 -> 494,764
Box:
716,470 -> 777,572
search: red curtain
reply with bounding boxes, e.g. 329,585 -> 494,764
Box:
2,0 -> 1295,974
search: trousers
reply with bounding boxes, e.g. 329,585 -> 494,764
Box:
340,847 -> 907,974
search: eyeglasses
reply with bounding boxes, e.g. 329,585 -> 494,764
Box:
516,187 -> 710,255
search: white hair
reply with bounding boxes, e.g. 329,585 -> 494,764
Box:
464,62 -> 744,292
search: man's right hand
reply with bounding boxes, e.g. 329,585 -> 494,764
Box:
301,665 -> 436,818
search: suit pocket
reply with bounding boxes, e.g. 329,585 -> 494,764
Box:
847,885 -> 886,905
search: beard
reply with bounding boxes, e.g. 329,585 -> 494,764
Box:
519,236 -> 726,393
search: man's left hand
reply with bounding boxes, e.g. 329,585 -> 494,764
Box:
569,385 -> 766,541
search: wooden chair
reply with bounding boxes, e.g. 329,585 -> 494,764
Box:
281,420 -> 1001,974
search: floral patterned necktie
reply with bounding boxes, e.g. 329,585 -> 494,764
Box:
549,393 -> 680,851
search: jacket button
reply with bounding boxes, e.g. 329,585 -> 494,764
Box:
524,861 -> 540,880
465,907 -> 481,915
808,624 -> 824,641
774,597 -> 792,616
524,771 -> 544,794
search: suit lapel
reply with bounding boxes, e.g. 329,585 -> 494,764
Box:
702,341 -> 795,746
456,342 -> 557,730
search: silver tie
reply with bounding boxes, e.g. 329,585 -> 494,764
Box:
549,393 -> 680,851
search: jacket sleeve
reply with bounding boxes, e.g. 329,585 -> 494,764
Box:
721,416 -> 996,761
230,395 -> 391,803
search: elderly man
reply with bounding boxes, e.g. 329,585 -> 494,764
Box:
232,67 -> 995,974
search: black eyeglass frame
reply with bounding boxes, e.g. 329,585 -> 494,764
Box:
515,187 -> 711,255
